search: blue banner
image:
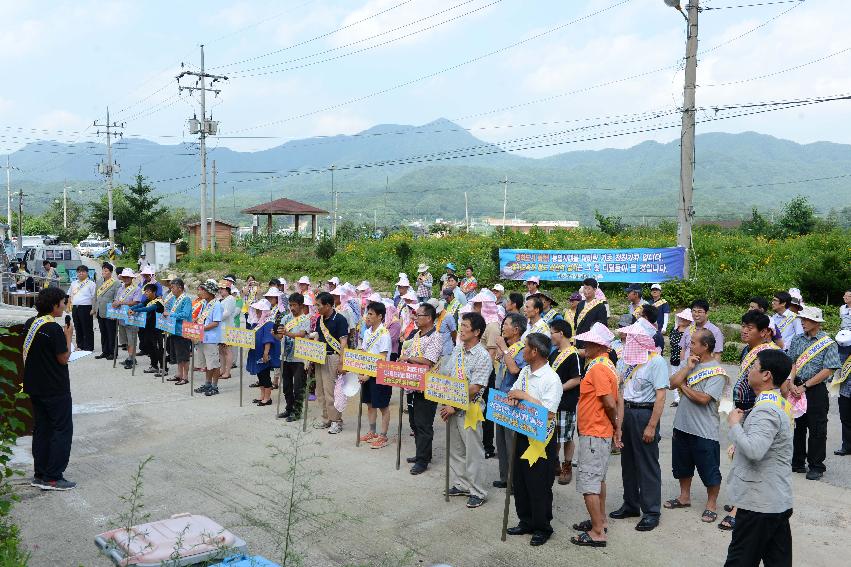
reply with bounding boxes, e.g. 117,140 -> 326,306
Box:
155,313 -> 178,335
486,390 -> 548,441
499,247 -> 685,283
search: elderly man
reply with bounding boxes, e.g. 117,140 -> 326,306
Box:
68,265 -> 96,352
524,276 -> 541,299
94,262 -> 119,360
787,306 -> 841,480
523,295 -> 551,339
113,268 -> 144,369
416,263 -> 433,303
679,299 -> 724,363
624,284 -> 649,323
492,312 -> 528,488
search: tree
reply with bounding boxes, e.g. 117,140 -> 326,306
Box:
594,210 -> 625,236
740,207 -> 774,237
124,174 -> 167,241
777,195 -> 816,236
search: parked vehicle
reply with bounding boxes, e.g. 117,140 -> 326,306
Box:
22,244 -> 83,284
77,239 -> 111,257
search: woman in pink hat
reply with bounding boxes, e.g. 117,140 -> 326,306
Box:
245,298 -> 281,407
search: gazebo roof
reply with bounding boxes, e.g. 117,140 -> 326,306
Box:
241,198 -> 328,215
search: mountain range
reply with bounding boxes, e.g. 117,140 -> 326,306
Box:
9,118 -> 851,227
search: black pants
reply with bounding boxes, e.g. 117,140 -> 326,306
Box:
97,316 -> 116,357
31,394 -> 74,482
839,395 -> 851,453
282,361 -> 306,414
140,328 -> 164,369
481,370 -> 496,454
724,508 -> 792,567
792,382 -> 828,472
409,392 -> 438,465
621,406 -> 662,518
72,305 -> 94,351
513,433 -> 558,535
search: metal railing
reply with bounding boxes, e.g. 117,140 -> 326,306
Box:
0,271 -> 66,306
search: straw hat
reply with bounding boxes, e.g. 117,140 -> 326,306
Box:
417,263 -> 429,273
575,322 -> 614,347
797,306 -> 824,323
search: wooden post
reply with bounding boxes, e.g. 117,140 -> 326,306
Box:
395,389 -> 404,470
311,215 -> 317,239
500,433 -> 518,542
267,214 -> 273,244
294,214 -> 300,236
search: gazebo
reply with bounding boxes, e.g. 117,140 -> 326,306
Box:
241,198 -> 328,240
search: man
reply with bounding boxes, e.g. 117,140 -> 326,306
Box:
787,306 -> 841,480
573,278 -> 609,356
137,252 -> 150,272
666,328 -> 726,523
312,291 -> 349,434
493,312 -> 528,488
625,284 -> 649,323
724,349 -> 795,567
563,293 -> 582,339
748,296 -> 781,344
68,265 -> 95,352
835,329 -> 851,457
493,283 -> 507,311
506,292 -> 524,315
275,292 -> 311,421
113,268 -> 144,369
468,289 -> 504,458
548,319 -> 582,485
537,291 -> 562,325
439,312 -> 492,508
523,296 -> 550,338
771,291 -> 804,352
416,263 -> 433,303
649,284 -> 670,335
841,290 -> 851,331
679,299 -> 724,363
524,276 -> 541,299
163,278 -> 193,385
193,280 -> 224,396
505,332 -> 563,546
216,280 -> 237,379
24,287 -> 76,491
39,260 -> 59,288
611,319 -> 669,532
400,302 -> 443,474
94,262 -> 118,360
357,301 -> 394,449
570,322 -> 618,547
443,273 -> 467,307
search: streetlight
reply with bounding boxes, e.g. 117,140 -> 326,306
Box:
664,0 -> 688,21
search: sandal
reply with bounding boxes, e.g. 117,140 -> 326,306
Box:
570,531 -> 606,547
718,515 -> 736,530
664,498 -> 691,509
701,509 -> 718,523
572,520 -> 606,533
257,400 -> 273,406
174,379 -> 189,385
219,374 -> 231,380
166,377 -> 180,382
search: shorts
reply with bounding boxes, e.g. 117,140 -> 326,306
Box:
556,410 -> 576,444
361,377 -> 393,409
118,324 -> 138,346
195,342 -> 221,370
257,367 -> 273,388
168,336 -> 191,364
671,428 -> 722,487
576,435 -> 612,495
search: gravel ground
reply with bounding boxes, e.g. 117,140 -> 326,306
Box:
10,338 -> 851,566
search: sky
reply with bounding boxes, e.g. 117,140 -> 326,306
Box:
2,0 -> 850,161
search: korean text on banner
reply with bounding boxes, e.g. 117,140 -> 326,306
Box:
486,389 -> 548,442
376,360 -> 428,391
294,337 -> 327,364
499,247 -> 685,283
105,304 -> 124,321
342,349 -> 383,378
155,313 -> 178,335
424,371 -> 469,410
126,309 -> 147,328
181,321 -> 205,342
223,326 -> 255,348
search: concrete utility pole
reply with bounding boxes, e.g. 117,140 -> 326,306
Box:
464,192 -> 469,232
63,181 -> 68,229
5,156 -> 11,231
95,108 -> 123,251
501,176 -> 508,233
17,187 -> 23,252
177,45 -> 228,253
676,0 -> 698,278
211,160 -> 216,253
330,165 -> 337,238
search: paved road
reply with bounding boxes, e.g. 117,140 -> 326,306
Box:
11,343 -> 851,566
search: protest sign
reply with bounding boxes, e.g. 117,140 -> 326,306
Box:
294,337 -> 326,364
126,309 -> 147,328
105,303 -> 124,320
342,349 -> 383,377
424,372 -> 469,410
486,389 -> 548,442
155,313 -> 177,334
181,321 -> 205,342
376,360 -> 428,391
223,326 -> 255,348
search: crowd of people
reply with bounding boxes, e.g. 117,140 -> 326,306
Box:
21,259 -> 851,565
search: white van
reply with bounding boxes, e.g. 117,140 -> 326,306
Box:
23,245 -> 84,284
78,239 -> 111,257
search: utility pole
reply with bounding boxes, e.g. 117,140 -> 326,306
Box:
211,160 -> 216,253
330,165 -> 337,238
5,156 -> 11,231
177,45 -> 228,253
464,192 -> 469,232
676,0 -> 699,278
16,187 -> 23,252
63,181 -> 68,229
501,176 -> 508,234
95,108 -> 123,252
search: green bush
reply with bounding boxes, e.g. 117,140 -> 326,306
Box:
316,238 -> 336,261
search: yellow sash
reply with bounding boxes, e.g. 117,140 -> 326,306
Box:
551,346 -> 576,371
542,309 -> 558,324
754,389 -> 793,425
575,298 -> 603,328
319,314 -> 343,355
363,325 -> 387,352
241,287 -> 257,314
653,299 -> 668,308
833,357 -> 851,387
513,367 -> 556,465
447,298 -> 460,316
776,313 -> 796,332
117,284 -> 137,303
284,314 -> 307,332
623,352 -> 659,384
687,365 -> 726,387
531,318 -> 550,335
793,335 -> 834,374
23,315 -> 55,361
740,342 -> 780,380
586,354 -> 616,374
96,278 -> 115,297
170,294 -> 187,314
458,349 -> 484,430
632,304 -> 643,318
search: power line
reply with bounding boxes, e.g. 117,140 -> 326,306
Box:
702,46 -> 851,87
702,0 -> 805,10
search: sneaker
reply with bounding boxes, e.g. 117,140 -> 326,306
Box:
205,386 -> 220,397
328,422 -> 343,434
466,495 -> 486,508
359,432 -> 378,443
286,414 -> 299,422
40,478 -> 76,491
444,486 -> 470,497
313,421 -> 332,429
194,383 -> 211,393
370,435 -> 389,449
143,367 -> 157,374
122,360 -> 134,369
30,476 -> 44,488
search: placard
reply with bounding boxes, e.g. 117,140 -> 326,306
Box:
106,303 -> 124,320
342,349 -> 383,378
155,313 -> 178,334
181,321 -> 205,342
126,309 -> 147,328
294,337 -> 326,364
485,389 -> 548,442
424,371 -> 469,410
376,360 -> 428,391
223,326 -> 255,348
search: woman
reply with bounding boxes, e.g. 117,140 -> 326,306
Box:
460,266 -> 478,300
246,298 -> 281,407
242,275 -> 258,325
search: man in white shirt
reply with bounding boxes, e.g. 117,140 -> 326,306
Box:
523,295 -> 551,338
505,332 -> 563,546
357,301 -> 393,449
770,291 -> 804,352
69,265 -> 96,351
